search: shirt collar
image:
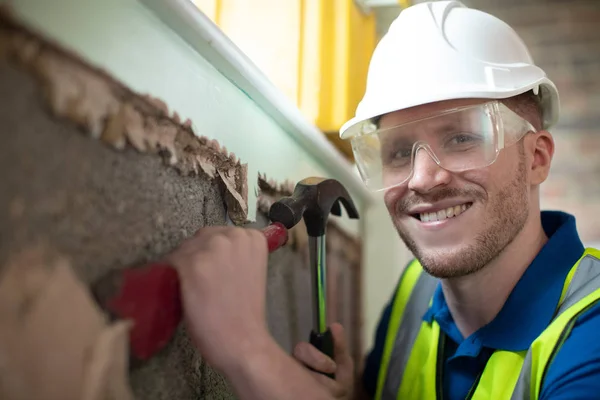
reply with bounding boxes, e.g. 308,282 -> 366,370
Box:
423,211 -> 585,351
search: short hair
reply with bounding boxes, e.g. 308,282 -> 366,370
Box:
501,90 -> 543,131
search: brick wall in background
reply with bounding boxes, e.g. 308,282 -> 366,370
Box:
418,0 -> 600,243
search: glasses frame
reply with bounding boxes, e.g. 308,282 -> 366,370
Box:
351,101 -> 538,192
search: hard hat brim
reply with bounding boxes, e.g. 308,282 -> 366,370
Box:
340,79 -> 559,140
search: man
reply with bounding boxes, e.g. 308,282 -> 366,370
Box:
167,1 -> 600,399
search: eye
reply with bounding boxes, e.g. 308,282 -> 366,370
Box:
394,148 -> 412,159
448,133 -> 476,145
445,132 -> 484,149
383,146 -> 412,166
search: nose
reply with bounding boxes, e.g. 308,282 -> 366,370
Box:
407,147 -> 452,193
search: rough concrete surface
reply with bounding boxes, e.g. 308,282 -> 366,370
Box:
0,61 -> 227,283
0,20 -> 363,399
0,59 -> 235,398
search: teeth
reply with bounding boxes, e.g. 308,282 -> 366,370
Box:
420,203 -> 470,222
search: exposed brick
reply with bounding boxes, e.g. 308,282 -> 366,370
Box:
464,0 -> 598,7
577,135 -> 600,157
557,92 -> 600,125
540,178 -> 570,198
517,21 -> 600,47
530,41 -> 600,67
477,1 -> 598,28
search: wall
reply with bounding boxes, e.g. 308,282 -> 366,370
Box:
0,41 -> 228,397
2,0 -> 370,226
0,9 -> 367,399
191,0 -> 377,139
0,0 -> 408,390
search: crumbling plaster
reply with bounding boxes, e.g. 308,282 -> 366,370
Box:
1,0 -> 406,378
0,9 -> 364,399
2,0 -> 369,233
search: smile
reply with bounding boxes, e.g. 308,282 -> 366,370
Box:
415,203 -> 472,222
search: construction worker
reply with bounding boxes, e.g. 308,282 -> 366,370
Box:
167,1 -> 600,399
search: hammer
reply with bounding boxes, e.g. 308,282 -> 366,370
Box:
269,177 -> 359,378
92,177 -> 358,369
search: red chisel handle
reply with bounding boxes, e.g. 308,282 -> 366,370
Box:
93,222 -> 288,362
263,222 -> 289,252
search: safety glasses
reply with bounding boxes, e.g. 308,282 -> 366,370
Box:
350,101 -> 536,191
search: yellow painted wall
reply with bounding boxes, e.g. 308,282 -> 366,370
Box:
194,0 -> 376,134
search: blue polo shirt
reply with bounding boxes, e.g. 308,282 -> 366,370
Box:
363,211 -> 600,399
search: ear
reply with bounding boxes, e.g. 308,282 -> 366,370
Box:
529,130 -> 554,185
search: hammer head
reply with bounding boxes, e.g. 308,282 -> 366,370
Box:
269,177 -> 359,237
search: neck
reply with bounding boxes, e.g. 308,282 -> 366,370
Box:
441,212 -> 548,338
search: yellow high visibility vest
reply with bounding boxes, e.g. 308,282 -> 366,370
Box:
375,248 -> 600,400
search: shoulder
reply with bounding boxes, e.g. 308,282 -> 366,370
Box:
362,297 -> 394,397
540,301 -> 600,399
362,259 -> 417,397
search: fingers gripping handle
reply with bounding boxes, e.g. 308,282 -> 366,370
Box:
93,222 -> 289,362
310,328 -> 335,379
263,222 -> 288,252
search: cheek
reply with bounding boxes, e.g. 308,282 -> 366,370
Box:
476,145 -> 522,181
462,154 -> 521,202
488,151 -> 524,186
459,169 -> 488,187
383,186 -> 407,214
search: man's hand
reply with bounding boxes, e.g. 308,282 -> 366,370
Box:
164,225 -> 337,400
293,323 -> 355,399
165,226 -> 271,372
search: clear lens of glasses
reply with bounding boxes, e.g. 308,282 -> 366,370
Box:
350,101 -> 536,191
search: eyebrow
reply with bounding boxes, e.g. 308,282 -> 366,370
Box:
378,120 -> 461,143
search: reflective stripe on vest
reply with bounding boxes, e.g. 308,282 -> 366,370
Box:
375,248 -> 600,400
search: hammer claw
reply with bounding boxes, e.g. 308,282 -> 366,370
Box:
330,200 -> 342,216
337,196 -> 360,219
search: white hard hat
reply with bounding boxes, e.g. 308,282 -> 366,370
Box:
339,1 -> 560,139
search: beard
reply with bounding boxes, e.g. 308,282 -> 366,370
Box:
394,147 -> 530,279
